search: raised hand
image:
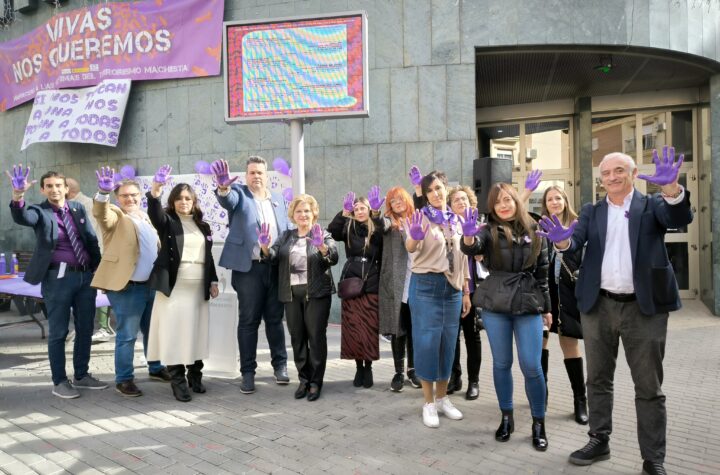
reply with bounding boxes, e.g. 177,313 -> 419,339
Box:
5,164 -> 36,193
460,208 -> 484,237
96,167 -> 116,193
211,159 -> 239,188
405,210 -> 429,241
153,164 -> 172,184
408,165 -> 423,186
310,224 -> 324,247
368,185 -> 385,210
256,222 -> 271,246
536,214 -> 578,243
637,146 -> 683,186
525,169 -> 543,192
343,191 -> 356,213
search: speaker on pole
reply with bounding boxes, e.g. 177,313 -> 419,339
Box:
473,157 -> 513,214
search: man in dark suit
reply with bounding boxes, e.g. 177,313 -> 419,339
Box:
212,157 -> 290,394
538,146 -> 692,475
7,166 -> 105,399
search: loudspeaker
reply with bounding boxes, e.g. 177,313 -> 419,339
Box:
473,157 -> 512,214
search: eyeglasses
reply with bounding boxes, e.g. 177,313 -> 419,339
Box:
117,193 -> 140,199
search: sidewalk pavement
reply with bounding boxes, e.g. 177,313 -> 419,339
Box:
1,300 -> 719,474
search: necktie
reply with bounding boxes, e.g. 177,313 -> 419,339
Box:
59,207 -> 87,266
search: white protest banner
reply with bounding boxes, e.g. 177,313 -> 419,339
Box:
21,79 -> 131,151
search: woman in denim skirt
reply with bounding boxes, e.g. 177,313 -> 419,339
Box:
404,171 -> 471,428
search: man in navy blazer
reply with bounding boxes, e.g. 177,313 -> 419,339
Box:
7,167 -> 105,399
213,156 -> 290,394
539,147 -> 692,475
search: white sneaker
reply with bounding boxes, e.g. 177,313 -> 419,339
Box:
422,402 -> 439,428
91,328 -> 111,343
436,396 -> 463,420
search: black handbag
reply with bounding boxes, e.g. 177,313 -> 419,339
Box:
337,249 -> 375,300
473,270 -> 544,315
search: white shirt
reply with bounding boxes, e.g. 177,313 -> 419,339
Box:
600,186 -> 686,293
252,195 -> 278,260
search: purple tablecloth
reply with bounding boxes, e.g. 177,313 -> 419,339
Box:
0,274 -> 110,307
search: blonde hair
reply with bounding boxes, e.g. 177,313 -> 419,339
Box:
347,196 -> 375,250
540,186 -> 577,226
287,194 -> 319,225
447,185 -> 478,209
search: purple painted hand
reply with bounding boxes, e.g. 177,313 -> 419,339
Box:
637,146 -> 683,186
5,164 -> 36,192
405,210 -> 429,241
256,222 -> 271,246
210,159 -> 239,187
153,164 -> 172,184
310,224 -> 324,247
525,169 -> 543,192
408,165 -> 423,186
460,208 -> 484,237
368,185 -> 385,210
95,167 -> 116,193
536,214 -> 578,243
343,191 -> 356,213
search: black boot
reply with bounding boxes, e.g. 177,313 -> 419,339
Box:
564,357 -> 588,425
353,360 -> 363,387
390,335 -> 405,392
541,348 -> 549,410
186,360 -> 206,394
363,360 -> 374,388
168,365 -> 191,402
494,410 -> 514,442
532,417 -> 548,451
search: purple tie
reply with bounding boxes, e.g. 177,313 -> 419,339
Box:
59,207 -> 87,266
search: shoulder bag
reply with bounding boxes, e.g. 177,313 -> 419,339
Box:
337,249 -> 375,300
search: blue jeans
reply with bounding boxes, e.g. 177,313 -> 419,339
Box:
107,283 -> 163,383
41,268 -> 96,385
408,273 -> 461,381
231,262 -> 287,375
482,310 -> 546,418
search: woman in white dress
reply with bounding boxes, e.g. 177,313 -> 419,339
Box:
146,165 -> 219,402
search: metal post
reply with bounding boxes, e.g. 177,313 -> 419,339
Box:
290,119 -> 305,194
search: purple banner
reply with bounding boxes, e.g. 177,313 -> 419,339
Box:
0,0 -> 224,112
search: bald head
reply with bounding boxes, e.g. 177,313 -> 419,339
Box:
66,178 -> 80,199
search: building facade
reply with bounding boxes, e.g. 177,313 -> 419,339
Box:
2,0 -> 720,314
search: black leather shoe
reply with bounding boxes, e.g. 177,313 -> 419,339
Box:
568,436 -> 611,465
274,367 -> 290,385
353,368 -> 363,387
294,382 -> 308,399
642,460 -> 667,475
149,368 -> 172,382
307,383 -> 321,402
494,411 -> 514,442
574,395 -> 589,425
531,417 -> 548,451
465,382 -> 479,400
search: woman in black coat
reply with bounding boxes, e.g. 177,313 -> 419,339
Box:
259,193 -> 338,401
540,185 -> 587,424
145,165 -> 219,402
328,191 -> 384,389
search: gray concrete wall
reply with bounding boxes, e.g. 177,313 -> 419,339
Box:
2,0 -> 720,258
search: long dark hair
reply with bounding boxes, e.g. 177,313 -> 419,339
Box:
487,182 -> 541,269
166,183 -> 210,234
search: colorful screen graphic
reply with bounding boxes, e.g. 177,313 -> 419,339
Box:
225,13 -> 367,122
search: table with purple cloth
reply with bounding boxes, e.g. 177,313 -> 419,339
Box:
0,274 -> 109,339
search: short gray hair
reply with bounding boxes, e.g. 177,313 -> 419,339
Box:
599,152 -> 636,172
246,155 -> 267,168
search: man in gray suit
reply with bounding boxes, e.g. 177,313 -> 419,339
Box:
539,146 -> 692,475
212,157 -> 290,394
